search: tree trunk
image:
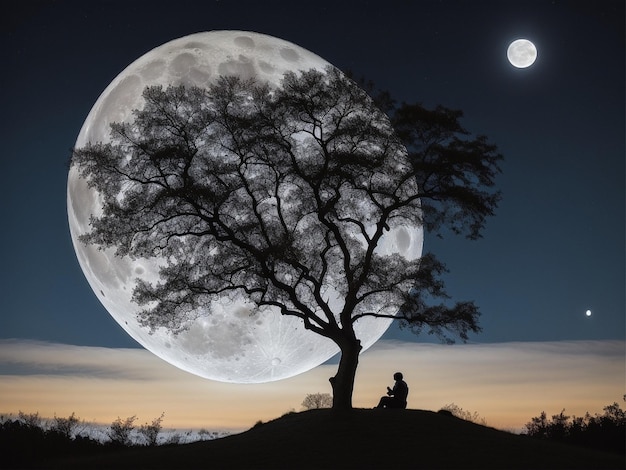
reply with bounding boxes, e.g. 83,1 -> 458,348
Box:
329,338 -> 362,411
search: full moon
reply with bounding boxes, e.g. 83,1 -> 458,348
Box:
67,31 -> 424,383
585,310 -> 592,317
507,39 -> 537,68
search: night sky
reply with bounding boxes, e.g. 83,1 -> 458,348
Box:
2,0 -> 624,351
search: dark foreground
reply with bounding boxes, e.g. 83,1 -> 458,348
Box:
39,410 -> 626,469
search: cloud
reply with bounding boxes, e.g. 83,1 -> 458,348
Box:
0,339 -> 175,380
0,339 -> 622,432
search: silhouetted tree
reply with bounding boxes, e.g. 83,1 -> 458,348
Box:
525,411 -> 549,439
302,393 -> 333,410
524,402 -> 626,454
72,66 -> 502,410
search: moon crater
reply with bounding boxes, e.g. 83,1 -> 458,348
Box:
170,52 -> 197,76
218,57 -> 256,79
140,60 -> 167,81
234,35 -> 256,49
280,47 -> 300,62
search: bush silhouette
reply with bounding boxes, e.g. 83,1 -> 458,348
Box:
138,413 -> 165,446
50,412 -> 81,439
108,415 -> 137,446
0,416 -> 102,468
439,403 -> 486,425
524,402 -> 625,454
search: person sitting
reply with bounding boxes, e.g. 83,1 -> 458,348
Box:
376,372 -> 409,409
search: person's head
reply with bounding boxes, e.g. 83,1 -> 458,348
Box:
393,372 -> 403,381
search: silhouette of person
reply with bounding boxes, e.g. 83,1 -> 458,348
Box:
376,372 -> 408,409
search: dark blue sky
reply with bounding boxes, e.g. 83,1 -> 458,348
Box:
2,0 -> 624,348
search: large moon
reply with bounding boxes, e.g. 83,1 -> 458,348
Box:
67,31 -> 424,383
507,39 -> 537,68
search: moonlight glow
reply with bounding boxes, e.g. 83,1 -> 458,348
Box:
585,310 -> 592,317
67,31 -> 424,383
507,39 -> 537,68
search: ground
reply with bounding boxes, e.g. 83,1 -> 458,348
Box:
42,409 -> 625,469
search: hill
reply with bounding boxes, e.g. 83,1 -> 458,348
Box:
49,409 -> 624,469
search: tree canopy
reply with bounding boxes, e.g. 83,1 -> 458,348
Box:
72,66 -> 502,408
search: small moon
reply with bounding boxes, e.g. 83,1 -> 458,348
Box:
585,310 -> 592,317
507,39 -> 537,68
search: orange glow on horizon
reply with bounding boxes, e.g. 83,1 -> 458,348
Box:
1,339 -> 622,433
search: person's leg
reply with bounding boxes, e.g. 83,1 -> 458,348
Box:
376,396 -> 393,408
387,399 -> 405,409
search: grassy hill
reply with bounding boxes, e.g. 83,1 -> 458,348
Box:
49,409 -> 624,469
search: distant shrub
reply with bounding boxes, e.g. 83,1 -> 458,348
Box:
524,402 -> 625,454
138,412 -> 165,446
17,410 -> 44,429
439,403 -> 486,425
164,432 -> 182,445
108,415 -> 137,446
1,414 -> 102,467
196,428 -> 225,441
50,412 -> 81,439
302,393 -> 333,410
198,428 -> 211,440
